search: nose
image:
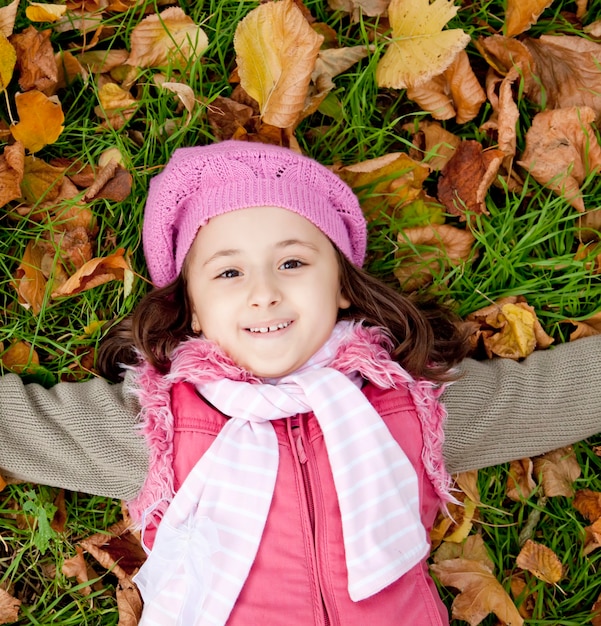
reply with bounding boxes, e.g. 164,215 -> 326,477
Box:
248,270 -> 281,308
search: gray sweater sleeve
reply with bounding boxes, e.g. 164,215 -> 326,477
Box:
1,336 -> 601,499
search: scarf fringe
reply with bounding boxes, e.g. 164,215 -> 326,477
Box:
127,323 -> 454,528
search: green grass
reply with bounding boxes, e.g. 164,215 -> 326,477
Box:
2,0 -> 601,623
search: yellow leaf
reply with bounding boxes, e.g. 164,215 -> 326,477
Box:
505,0 -> 553,37
376,0 -> 470,90
10,91 -> 64,153
0,32 -> 16,92
234,0 -> 323,129
445,497 -> 477,542
126,7 -> 208,69
516,540 -> 563,584
1,341 -> 40,374
25,2 -> 67,22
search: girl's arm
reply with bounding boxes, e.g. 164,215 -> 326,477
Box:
0,372 -> 147,500
442,334 -> 601,473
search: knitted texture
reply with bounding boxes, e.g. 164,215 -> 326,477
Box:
142,141 -> 367,287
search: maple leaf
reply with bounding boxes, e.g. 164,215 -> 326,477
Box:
533,446 -> 581,498
10,90 -> 64,154
430,557 -> 524,625
518,106 -> 601,212
375,0 -> 470,90
10,26 -> 57,92
126,7 -> 208,69
406,50 -> 486,123
0,140 -> 24,208
504,0 -> 553,37
516,539 -> 563,585
0,32 -> 16,92
234,0 -> 323,129
0,588 -> 21,625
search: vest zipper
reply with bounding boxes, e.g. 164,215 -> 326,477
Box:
295,428 -> 331,626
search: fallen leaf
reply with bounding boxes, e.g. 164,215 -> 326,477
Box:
533,446 -> 581,497
430,557 -> 524,625
26,3 -> 67,22
437,140 -> 504,218
376,0 -> 470,90
507,458 -> 537,501
0,588 -> 21,624
0,141 -> 24,208
10,90 -> 64,153
1,341 -> 40,374
62,546 -> 92,595
78,49 -> 129,74
50,489 -> 67,533
505,0 -> 553,37
94,83 -> 137,129
0,0 -> 19,37
127,7 -> 208,69
14,242 -> 47,314
583,517 -> 601,555
510,572 -> 537,620
518,106 -> 601,212
10,26 -> 57,92
566,311 -> 601,340
154,76 -> 197,122
516,539 -> 563,584
207,95 -> 255,141
433,534 -> 493,567
394,223 -> 475,291
116,576 -> 143,625
445,498 -> 477,542
573,489 -> 601,522
51,249 -> 131,298
0,32 -> 16,92
406,50 -> 486,123
405,120 -> 461,171
327,0 -> 388,19
21,156 -> 65,205
234,0 -> 323,129
454,469 -> 481,505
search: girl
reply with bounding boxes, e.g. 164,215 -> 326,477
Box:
3,140 -> 601,624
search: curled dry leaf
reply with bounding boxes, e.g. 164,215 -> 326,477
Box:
437,140 -> 504,218
394,223 -> 474,292
207,95 -> 255,141
406,50 -> 486,123
154,76 -> 196,122
116,577 -> 143,626
565,311 -> 601,341
583,517 -> 601,556
584,19 -> 601,37
430,494 -> 477,548
376,0 -> 470,90
523,36 -> 601,123
573,489 -> 601,523
62,545 -> 92,595
327,0 -> 389,19
14,241 -> 47,314
127,7 -> 208,69
404,120 -> 461,171
10,25 -> 57,92
0,0 -> 19,37
26,3 -> 67,22
504,0 -> 553,37
0,32 -> 16,92
517,106 -> 601,212
51,248 -> 132,298
516,539 -> 563,585
0,140 -> 24,208
234,0 -> 323,129
430,558 -> 524,626
507,458 -> 537,502
10,90 -> 64,153
533,446 -> 581,498
0,587 -> 21,625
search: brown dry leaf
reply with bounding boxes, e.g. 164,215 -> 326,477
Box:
584,20 -> 601,37
26,3 -> 67,22
406,50 -> 486,123
430,558 -> 524,626
116,577 -> 143,626
14,242 -> 47,314
1,340 -> 40,374
78,49 -> 129,74
0,32 -> 16,92
405,120 -> 461,171
0,0 -> 19,37
327,0 -> 388,19
10,26 -> 57,92
573,489 -> 601,522
510,573 -> 537,620
445,498 -> 477,543
437,140 -> 504,218
376,0 -> 470,90
95,83 -> 137,129
92,166 -> 133,202
518,106 -> 601,212
62,546 -> 92,595
50,489 -> 67,533
338,152 -> 432,219
566,311 -> 601,340
523,36 -> 601,123
127,7 -> 208,69
0,140 -> 24,208
208,95 -> 255,141
21,156 -> 65,205
516,539 -> 563,584
430,494 -> 479,548
434,534 -> 493,568
533,446 -> 581,498
10,90 -> 64,153
454,469 -> 481,505
477,35 -> 534,79
0,587 -> 21,624
394,223 -> 474,291
154,75 -> 197,122
505,0 -> 553,37
234,0 -> 323,129
583,517 -> 601,556
507,459 -> 537,502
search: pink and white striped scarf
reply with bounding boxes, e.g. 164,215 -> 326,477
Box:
134,322 -> 429,626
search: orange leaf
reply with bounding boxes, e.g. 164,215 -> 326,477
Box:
533,446 -> 581,498
1,341 -> 40,374
0,140 -> 24,208
506,458 -> 537,501
62,546 -> 92,595
14,241 -> 47,314
573,489 -> 601,523
505,0 -> 553,37
516,539 -> 563,584
9,26 -> 57,92
10,90 -> 64,153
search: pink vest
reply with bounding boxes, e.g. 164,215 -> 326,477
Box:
141,380 -> 449,626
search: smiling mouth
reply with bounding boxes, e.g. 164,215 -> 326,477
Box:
247,321 -> 291,334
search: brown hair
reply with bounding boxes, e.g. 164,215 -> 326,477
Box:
97,249 -> 470,383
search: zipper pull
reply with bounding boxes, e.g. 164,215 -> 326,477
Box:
296,433 -> 308,464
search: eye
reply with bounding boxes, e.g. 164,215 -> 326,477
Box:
280,259 -> 304,270
217,268 -> 241,279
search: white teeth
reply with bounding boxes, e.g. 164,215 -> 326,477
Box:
249,322 -> 290,333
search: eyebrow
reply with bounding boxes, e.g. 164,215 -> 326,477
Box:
203,239 -> 318,266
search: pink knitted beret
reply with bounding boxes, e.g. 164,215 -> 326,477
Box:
142,141 -> 367,287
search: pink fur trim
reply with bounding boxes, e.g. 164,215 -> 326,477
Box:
127,323 -> 454,526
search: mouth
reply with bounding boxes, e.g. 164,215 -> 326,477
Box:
247,321 -> 292,334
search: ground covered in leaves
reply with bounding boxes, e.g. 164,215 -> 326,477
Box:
2,0 -> 601,623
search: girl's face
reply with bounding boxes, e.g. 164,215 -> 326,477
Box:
185,206 -> 350,378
